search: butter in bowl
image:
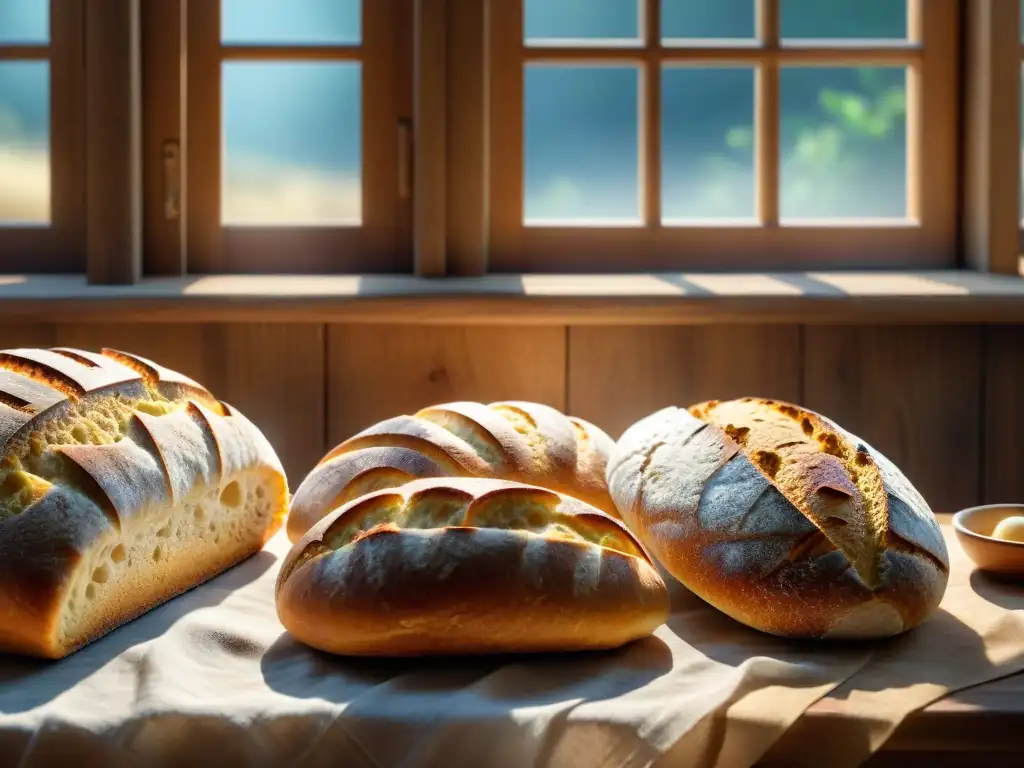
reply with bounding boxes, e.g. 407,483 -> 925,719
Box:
953,504 -> 1024,579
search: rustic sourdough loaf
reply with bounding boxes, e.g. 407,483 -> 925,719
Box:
287,400 -> 616,541
607,398 -> 949,640
0,347 -> 288,658
277,476 -> 669,656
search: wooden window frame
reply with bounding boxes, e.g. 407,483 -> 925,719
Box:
0,1 -> 85,274
963,0 -> 1020,276
182,0 -> 413,275
10,0 -> 1023,284
483,0 -> 960,273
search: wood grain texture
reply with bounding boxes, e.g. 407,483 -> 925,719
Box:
982,326 -> 1024,503
962,0 -> 1021,275
803,325 -> 982,513
413,0 -> 447,276
51,323 -> 325,485
5,273 -> 1024,326
445,0 -> 486,274
0,325 -> 58,349
326,325 -> 567,447
85,0 -> 142,284
141,0 -> 184,276
567,326 -> 803,439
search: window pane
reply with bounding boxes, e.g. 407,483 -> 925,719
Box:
524,65 -> 640,224
0,61 -> 49,225
0,0 -> 48,45
662,67 -> 755,222
222,0 -> 360,45
661,0 -> 755,42
222,62 -> 361,226
781,0 -> 907,41
780,66 -> 907,221
524,0 -> 640,43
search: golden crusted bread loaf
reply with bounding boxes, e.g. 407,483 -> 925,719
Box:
607,398 -> 949,640
277,477 -> 669,656
0,347 -> 288,658
286,400 -> 616,541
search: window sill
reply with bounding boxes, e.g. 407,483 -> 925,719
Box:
1,271 -> 1023,325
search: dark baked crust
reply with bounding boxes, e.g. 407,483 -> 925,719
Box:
276,477 -> 669,656
607,398 -> 949,640
286,400 -> 617,541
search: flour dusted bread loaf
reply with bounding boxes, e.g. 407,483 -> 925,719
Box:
0,347 -> 288,658
287,400 -> 616,541
277,476 -> 669,656
607,398 -> 949,640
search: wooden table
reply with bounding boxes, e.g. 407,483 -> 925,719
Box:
764,514 -> 1024,766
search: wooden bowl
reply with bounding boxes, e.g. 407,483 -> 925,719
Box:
952,504 -> 1024,579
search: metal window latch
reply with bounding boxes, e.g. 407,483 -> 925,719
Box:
398,119 -> 413,200
162,140 -> 181,220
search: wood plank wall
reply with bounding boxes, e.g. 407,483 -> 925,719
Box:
4,322 -> 1018,513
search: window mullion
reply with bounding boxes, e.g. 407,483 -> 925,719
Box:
912,0 -> 958,266
184,0 -> 223,274
756,0 -> 780,227
445,0 -> 487,275
141,0 -> 186,276
84,0 -> 142,283
643,0 -> 661,229
964,0 -> 1020,274
486,0 -> 525,269
413,0 -> 447,276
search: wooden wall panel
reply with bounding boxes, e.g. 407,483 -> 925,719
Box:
49,323 -> 324,485
0,324 -> 58,349
567,326 -> 803,439
326,325 -> 567,447
210,324 -> 326,484
803,325 -> 982,514
982,326 -> 1024,504
0,320 -> 1017,510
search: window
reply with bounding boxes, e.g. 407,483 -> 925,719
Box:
2,0 -> 1020,281
487,0 -> 959,272
0,0 -> 84,272
176,0 -> 411,274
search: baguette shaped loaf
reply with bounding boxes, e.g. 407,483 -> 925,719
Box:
0,347 -> 288,658
286,400 -> 616,541
607,398 -> 949,640
277,476 -> 669,656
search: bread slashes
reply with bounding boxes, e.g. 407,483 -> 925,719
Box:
286,401 -> 617,542
607,398 -> 949,640
277,477 -> 669,656
0,347 -> 288,658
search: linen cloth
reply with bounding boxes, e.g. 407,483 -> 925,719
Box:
0,523 -> 1020,768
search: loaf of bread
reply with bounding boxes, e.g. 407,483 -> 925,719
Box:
286,400 -> 616,542
0,347 -> 288,659
607,398 -> 949,640
277,476 -> 668,656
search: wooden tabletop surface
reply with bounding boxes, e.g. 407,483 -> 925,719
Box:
793,514 -> 1023,759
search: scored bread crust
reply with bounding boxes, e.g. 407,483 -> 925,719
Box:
0,347 -> 288,659
286,400 -> 617,542
606,398 -> 949,640
276,476 -> 669,656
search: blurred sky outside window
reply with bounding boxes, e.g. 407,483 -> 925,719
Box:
1,0 -> 914,227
